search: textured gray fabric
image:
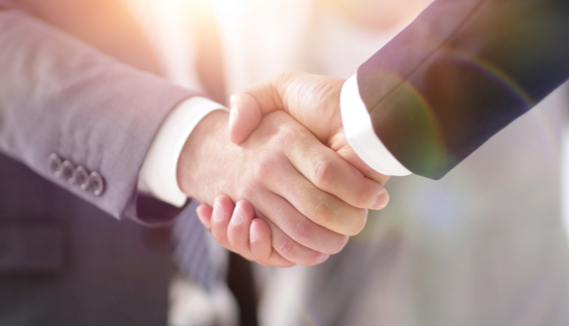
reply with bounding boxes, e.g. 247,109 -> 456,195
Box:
174,204 -> 220,292
0,6 -> 197,222
0,4 -> 207,325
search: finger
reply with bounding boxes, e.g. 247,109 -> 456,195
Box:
227,200 -> 255,254
196,204 -> 213,230
283,123 -> 388,211
272,164 -> 369,236
244,189 -> 339,264
210,195 -> 235,250
265,217 -> 331,266
253,189 -> 349,255
335,141 -> 391,185
250,218 -> 294,267
229,92 -> 265,144
334,145 -> 391,210
253,136 -> 368,236
249,218 -> 270,260
211,197 -> 290,266
226,199 -> 297,267
228,73 -> 292,144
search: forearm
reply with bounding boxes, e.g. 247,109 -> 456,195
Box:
0,7 -> 196,221
358,0 -> 569,178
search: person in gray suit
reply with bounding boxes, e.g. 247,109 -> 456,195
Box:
0,0 -> 388,325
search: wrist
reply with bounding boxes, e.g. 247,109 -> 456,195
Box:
177,110 -> 230,199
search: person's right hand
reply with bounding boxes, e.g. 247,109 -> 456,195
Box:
228,71 -> 390,186
178,109 -> 388,266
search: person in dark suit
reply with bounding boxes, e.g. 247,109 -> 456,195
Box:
227,0 -> 569,180
197,0 -> 569,262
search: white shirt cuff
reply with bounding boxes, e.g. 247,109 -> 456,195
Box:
138,96 -> 228,207
340,74 -> 412,176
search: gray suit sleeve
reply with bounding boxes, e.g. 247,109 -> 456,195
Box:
0,6 -> 198,223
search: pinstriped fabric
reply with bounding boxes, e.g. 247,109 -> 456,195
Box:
173,203 -> 221,292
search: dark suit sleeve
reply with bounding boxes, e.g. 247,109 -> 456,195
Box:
0,6 -> 197,223
357,0 -> 569,179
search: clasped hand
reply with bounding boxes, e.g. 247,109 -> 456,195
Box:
179,71 -> 389,267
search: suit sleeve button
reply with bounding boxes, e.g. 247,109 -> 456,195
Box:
88,172 -> 105,196
61,160 -> 76,184
48,154 -> 62,177
74,166 -> 90,190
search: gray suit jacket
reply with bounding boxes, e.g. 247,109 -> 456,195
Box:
0,1 -> 201,325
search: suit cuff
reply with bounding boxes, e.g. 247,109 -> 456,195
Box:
340,74 -> 412,176
138,96 -> 228,207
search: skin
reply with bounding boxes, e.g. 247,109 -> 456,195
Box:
197,195 -> 283,266
197,71 -> 391,266
177,108 -> 388,266
228,71 -> 389,186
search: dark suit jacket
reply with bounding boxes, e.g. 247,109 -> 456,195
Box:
0,155 -> 175,325
358,0 -> 569,179
0,1 -> 200,325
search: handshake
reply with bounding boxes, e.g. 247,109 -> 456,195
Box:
177,71 -> 391,267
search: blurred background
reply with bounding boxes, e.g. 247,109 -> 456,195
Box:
4,0 -> 569,325
125,0 -> 569,325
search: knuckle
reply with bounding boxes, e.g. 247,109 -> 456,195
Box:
312,159 -> 335,189
310,196 -> 336,227
274,235 -> 296,258
238,184 -> 257,203
273,125 -> 297,147
290,218 -> 315,244
252,158 -> 273,180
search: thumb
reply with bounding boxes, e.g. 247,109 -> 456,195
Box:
228,77 -> 286,144
228,92 -> 264,144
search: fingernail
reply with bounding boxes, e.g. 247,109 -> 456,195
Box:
250,222 -> 260,243
231,202 -> 247,226
212,199 -> 226,223
372,191 -> 389,210
228,109 -> 238,126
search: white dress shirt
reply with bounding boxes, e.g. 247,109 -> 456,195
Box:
134,0 -> 417,209
138,96 -> 227,207
340,74 -> 412,176
136,73 -> 411,210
